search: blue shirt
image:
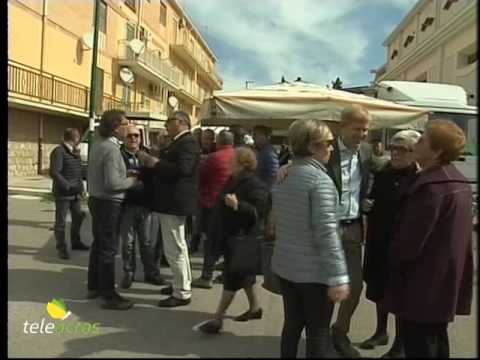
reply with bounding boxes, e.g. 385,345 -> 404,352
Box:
255,144 -> 279,189
338,137 -> 362,220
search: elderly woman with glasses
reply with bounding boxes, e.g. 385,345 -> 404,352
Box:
359,130 -> 421,357
271,119 -> 350,358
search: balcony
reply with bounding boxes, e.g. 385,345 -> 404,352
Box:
177,74 -> 202,105
170,30 -> 223,90
117,40 -> 181,89
8,60 -> 89,114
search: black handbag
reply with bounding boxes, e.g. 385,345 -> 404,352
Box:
226,226 -> 263,276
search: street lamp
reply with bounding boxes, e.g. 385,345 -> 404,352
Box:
88,0 -> 101,159
245,80 -> 255,89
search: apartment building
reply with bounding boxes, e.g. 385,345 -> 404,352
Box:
8,0 -> 222,176
375,0 -> 477,105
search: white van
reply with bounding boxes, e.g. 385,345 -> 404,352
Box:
375,81 -> 477,221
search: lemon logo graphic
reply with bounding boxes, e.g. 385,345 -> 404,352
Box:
47,298 -> 72,320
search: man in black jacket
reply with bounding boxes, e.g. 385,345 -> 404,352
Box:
138,111 -> 201,307
49,128 -> 89,260
119,125 -> 166,289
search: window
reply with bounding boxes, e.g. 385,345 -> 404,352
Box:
457,43 -> 477,69
160,1 -> 167,26
420,17 -> 434,32
390,49 -> 398,60
99,1 -> 107,34
443,0 -> 459,10
403,34 -> 415,48
467,52 -> 477,65
124,0 -> 136,13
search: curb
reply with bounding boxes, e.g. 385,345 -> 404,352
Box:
8,187 -> 51,196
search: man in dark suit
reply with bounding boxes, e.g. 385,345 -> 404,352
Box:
138,111 -> 201,307
327,105 -> 379,358
49,128 -> 89,260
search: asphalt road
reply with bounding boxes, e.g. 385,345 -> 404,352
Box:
8,195 -> 478,358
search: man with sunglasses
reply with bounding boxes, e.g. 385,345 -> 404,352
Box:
137,111 -> 201,307
118,125 -> 166,289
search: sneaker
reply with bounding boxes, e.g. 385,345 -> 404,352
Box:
102,294 -> 134,310
359,332 -> 389,349
234,308 -> 263,322
157,296 -> 191,308
120,273 -> 134,289
199,319 -> 223,334
192,277 -> 213,289
331,327 -> 361,358
159,285 -> 173,295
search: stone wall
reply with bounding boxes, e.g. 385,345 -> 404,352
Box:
8,108 -> 87,177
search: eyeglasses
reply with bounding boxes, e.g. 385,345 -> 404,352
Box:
127,134 -> 140,138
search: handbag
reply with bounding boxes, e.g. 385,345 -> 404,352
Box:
226,226 -> 263,276
261,241 -> 282,295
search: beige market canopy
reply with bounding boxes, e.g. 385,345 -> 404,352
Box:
199,82 -> 429,130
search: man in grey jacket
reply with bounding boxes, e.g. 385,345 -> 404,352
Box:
87,110 -> 140,310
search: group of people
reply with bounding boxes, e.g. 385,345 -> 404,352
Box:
48,104 -> 473,358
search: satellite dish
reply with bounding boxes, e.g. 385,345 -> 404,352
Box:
82,33 -> 94,50
128,39 -> 145,55
168,95 -> 179,109
119,67 -> 135,85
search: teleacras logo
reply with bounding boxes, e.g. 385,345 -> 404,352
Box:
23,298 -> 100,335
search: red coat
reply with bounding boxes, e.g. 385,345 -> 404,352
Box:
381,164 -> 474,323
199,145 -> 235,209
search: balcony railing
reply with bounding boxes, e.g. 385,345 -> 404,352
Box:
118,40 -> 181,87
8,60 -> 89,112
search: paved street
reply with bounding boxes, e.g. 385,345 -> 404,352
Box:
8,195 -> 478,358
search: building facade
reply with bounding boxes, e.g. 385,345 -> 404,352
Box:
8,0 -> 222,176
376,0 -> 477,105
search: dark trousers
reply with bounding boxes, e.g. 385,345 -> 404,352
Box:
54,197 -> 85,250
400,320 -> 449,358
87,198 -> 123,299
278,276 -> 335,358
199,207 -> 216,279
120,205 -> 160,278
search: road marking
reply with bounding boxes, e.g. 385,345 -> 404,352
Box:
9,195 -> 42,200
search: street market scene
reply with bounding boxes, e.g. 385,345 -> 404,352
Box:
8,0 -> 478,358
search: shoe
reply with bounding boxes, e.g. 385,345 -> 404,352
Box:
381,343 -> 405,358
234,308 -> 263,322
331,328 -> 362,358
86,290 -> 100,299
213,274 -> 224,284
120,273 -> 134,289
199,319 -> 223,334
159,285 -> 173,295
145,275 -> 168,286
57,249 -> 70,260
192,277 -> 213,289
160,256 -> 169,267
157,296 -> 191,308
359,333 -> 389,349
102,294 -> 134,310
215,262 -> 224,271
71,242 -> 90,250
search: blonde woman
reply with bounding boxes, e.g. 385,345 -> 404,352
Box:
272,119 -> 350,358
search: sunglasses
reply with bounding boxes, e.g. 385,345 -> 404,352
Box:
127,133 -> 140,138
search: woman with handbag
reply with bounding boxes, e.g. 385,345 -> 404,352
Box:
271,119 -> 350,358
199,147 -> 270,334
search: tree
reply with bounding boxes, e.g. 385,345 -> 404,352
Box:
331,77 -> 343,89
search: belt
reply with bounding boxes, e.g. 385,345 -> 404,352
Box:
340,218 -> 361,226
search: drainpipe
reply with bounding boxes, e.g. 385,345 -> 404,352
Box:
38,0 -> 48,175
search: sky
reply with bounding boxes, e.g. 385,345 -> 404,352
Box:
179,0 -> 418,91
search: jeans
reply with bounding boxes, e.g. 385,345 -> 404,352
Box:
199,207 -> 216,280
158,213 -> 192,300
278,276 -> 335,358
400,320 -> 450,358
54,197 -> 85,250
87,198 -> 123,299
120,205 -> 160,278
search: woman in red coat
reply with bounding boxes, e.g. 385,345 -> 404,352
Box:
382,119 -> 474,358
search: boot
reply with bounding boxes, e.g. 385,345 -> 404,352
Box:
306,328 -> 340,358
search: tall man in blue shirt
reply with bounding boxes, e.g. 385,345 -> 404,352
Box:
327,105 -> 377,358
253,125 -> 279,189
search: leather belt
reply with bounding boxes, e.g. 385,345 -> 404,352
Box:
340,218 -> 361,226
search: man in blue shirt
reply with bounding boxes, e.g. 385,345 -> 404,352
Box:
253,125 -> 279,189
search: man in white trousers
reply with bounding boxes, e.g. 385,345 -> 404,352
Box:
137,111 -> 201,307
